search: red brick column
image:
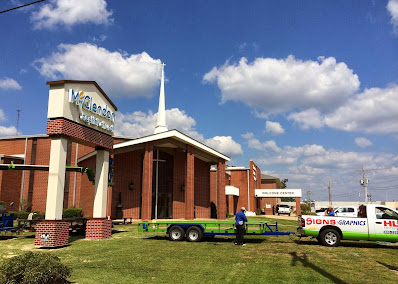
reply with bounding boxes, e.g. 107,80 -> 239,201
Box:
141,142 -> 153,220
217,159 -> 226,219
35,221 -> 69,248
85,219 -> 112,239
228,195 -> 234,214
185,145 -> 195,220
296,198 -> 301,216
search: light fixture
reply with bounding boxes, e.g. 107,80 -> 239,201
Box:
129,181 -> 134,190
181,184 -> 185,191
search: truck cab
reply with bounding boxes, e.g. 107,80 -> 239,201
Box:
299,204 -> 398,247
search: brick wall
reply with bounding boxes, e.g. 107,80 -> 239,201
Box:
85,219 -> 112,239
249,161 -> 262,212
0,157 -> 23,211
194,158 -> 211,218
76,155 -> 96,217
35,221 -> 69,248
260,180 -> 280,214
112,151 -> 143,219
173,151 -> 185,219
47,119 -> 113,149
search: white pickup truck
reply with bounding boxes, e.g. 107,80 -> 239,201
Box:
316,206 -> 358,217
298,204 -> 398,247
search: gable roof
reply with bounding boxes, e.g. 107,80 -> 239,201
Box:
114,129 -> 230,162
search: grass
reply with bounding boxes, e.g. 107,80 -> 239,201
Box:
0,216 -> 397,283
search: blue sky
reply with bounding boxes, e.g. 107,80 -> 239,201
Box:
0,0 -> 397,202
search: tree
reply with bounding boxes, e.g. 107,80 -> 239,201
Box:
280,178 -> 288,189
280,179 -> 295,202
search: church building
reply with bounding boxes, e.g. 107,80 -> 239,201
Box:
0,64 -> 283,220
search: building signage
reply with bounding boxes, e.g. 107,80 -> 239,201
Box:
69,89 -> 115,133
225,185 -> 239,196
40,233 -> 49,242
47,81 -> 116,135
255,189 -> 302,198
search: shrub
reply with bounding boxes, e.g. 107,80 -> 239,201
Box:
226,213 -> 234,218
16,211 -> 29,219
32,211 -> 45,219
0,201 -> 6,206
256,208 -> 262,215
300,204 -> 312,214
0,252 -> 71,284
62,207 -> 83,218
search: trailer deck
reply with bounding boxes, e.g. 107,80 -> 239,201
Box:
138,220 -> 294,242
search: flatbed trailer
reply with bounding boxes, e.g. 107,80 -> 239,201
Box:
138,220 -> 294,242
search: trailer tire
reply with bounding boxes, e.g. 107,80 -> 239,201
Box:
169,226 -> 185,241
186,226 -> 203,242
319,228 -> 341,247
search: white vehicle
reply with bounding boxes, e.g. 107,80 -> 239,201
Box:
277,205 -> 291,216
298,204 -> 398,247
316,206 -> 357,217
334,207 -> 357,217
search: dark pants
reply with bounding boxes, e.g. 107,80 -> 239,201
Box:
234,224 -> 245,245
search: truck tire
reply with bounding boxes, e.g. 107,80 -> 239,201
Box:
169,225 -> 185,241
186,226 -> 203,242
320,228 -> 341,247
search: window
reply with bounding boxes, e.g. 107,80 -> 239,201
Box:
347,208 -> 355,213
375,207 -> 398,220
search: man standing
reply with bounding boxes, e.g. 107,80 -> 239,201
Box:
234,207 -> 248,246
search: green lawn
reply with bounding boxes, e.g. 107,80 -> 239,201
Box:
0,217 -> 397,283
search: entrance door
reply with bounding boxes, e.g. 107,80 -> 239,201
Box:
152,150 -> 174,219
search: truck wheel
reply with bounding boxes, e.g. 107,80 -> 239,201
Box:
320,229 -> 341,247
186,226 -> 203,242
169,226 -> 185,241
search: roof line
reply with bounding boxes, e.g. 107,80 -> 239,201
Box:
114,129 -> 230,161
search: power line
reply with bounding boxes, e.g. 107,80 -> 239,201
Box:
0,0 -> 46,14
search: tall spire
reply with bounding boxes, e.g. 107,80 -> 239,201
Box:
154,62 -> 168,134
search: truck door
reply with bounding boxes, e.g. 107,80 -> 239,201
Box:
371,207 -> 398,242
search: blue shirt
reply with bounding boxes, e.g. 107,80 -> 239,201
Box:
328,211 -> 335,216
235,211 -> 247,225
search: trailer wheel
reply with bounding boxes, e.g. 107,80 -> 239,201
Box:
169,226 -> 185,241
186,226 -> 203,242
320,229 -> 341,247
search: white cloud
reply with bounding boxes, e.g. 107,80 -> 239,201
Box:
31,0 -> 113,30
0,110 -> 6,121
288,108 -> 324,130
203,55 -> 359,114
91,35 -> 108,43
249,138 -> 398,201
244,136 -> 281,152
115,108 -> 243,156
387,0 -> 398,34
0,126 -> 18,137
355,137 -> 373,148
324,85 -> 398,134
265,121 -> 284,135
0,78 -> 22,90
33,43 -> 161,98
205,136 -> 243,156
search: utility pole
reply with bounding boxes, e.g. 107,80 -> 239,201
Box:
16,109 -> 20,136
306,190 -> 312,204
328,180 -> 332,206
360,165 -> 369,203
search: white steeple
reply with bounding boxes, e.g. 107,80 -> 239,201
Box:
154,62 -> 168,134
